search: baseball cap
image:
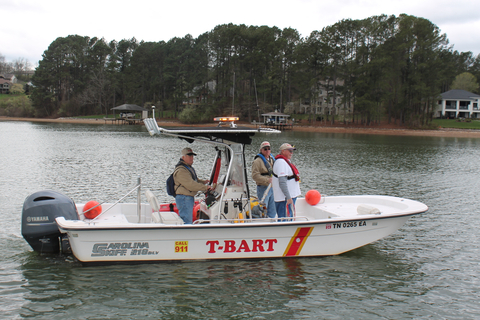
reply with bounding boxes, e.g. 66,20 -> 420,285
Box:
279,143 -> 296,151
259,141 -> 271,150
181,147 -> 197,156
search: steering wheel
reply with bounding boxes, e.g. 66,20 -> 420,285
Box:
204,189 -> 218,207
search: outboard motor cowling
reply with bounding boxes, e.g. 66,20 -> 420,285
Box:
22,190 -> 79,254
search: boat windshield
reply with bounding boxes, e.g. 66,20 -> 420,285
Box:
227,144 -> 247,188
213,144 -> 249,197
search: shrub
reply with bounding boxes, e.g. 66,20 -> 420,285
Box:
179,104 -> 216,124
0,95 -> 35,117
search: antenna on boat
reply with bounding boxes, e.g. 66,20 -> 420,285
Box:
232,72 -> 235,116
254,79 -> 259,122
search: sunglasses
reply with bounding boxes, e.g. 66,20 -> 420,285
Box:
263,147 -> 271,150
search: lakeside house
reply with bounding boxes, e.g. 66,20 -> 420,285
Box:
436,89 -> 480,119
183,79 -> 351,120
183,80 -> 217,106
1,74 -> 17,83
284,79 -> 350,118
0,79 -> 10,94
0,74 -> 16,94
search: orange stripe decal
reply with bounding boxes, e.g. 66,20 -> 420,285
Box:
283,227 -> 314,256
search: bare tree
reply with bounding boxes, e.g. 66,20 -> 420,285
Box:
13,57 -> 31,77
78,70 -> 111,115
0,53 -> 5,74
0,53 -> 14,74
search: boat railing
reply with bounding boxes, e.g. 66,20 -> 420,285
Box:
276,216 -> 310,222
90,177 -> 142,222
193,216 -> 310,224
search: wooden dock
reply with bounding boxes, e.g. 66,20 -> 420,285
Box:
103,117 -> 144,125
252,122 -> 294,131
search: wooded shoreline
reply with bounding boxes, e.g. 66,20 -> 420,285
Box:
2,116 -> 480,138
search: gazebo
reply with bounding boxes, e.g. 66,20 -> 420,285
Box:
109,104 -> 149,124
261,111 -> 290,125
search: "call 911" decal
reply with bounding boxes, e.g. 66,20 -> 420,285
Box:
175,241 -> 188,253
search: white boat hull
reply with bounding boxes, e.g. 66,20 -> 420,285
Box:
24,122 -> 428,263
55,195 -> 427,263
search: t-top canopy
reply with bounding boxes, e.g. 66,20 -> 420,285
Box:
144,118 -> 280,145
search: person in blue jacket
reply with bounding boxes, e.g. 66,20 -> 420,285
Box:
251,141 -> 276,218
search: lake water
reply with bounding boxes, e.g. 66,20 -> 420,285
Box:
1,121 -> 479,319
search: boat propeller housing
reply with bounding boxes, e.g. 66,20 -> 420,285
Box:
22,190 -> 78,254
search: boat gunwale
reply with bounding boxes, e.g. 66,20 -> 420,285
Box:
55,210 -> 426,232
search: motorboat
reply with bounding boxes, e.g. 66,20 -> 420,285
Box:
21,117 -> 428,264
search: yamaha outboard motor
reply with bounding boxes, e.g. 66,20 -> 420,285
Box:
22,190 -> 79,254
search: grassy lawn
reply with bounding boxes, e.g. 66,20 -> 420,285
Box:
290,116 -> 480,130
432,119 -> 480,130
0,93 -> 26,102
1,93 -> 31,100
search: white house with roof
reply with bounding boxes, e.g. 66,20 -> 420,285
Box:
436,89 -> 480,119
0,74 -> 16,83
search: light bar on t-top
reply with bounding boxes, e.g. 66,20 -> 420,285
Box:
213,117 -> 239,122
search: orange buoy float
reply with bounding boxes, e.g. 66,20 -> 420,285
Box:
192,203 -> 201,222
305,190 -> 321,206
83,200 -> 102,219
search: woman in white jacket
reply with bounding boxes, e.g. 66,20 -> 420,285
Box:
272,143 -> 301,218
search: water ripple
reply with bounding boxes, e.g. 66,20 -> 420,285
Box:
2,122 -> 480,319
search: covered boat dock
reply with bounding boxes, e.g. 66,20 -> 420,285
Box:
258,111 -> 293,130
104,104 -> 149,125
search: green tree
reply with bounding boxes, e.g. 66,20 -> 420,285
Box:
375,15 -> 447,126
78,37 -> 114,115
110,38 -> 139,105
298,30 -> 329,121
10,83 -> 25,94
469,54 -> 480,88
28,19 -> 475,126
31,35 -> 104,116
451,72 -> 479,93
